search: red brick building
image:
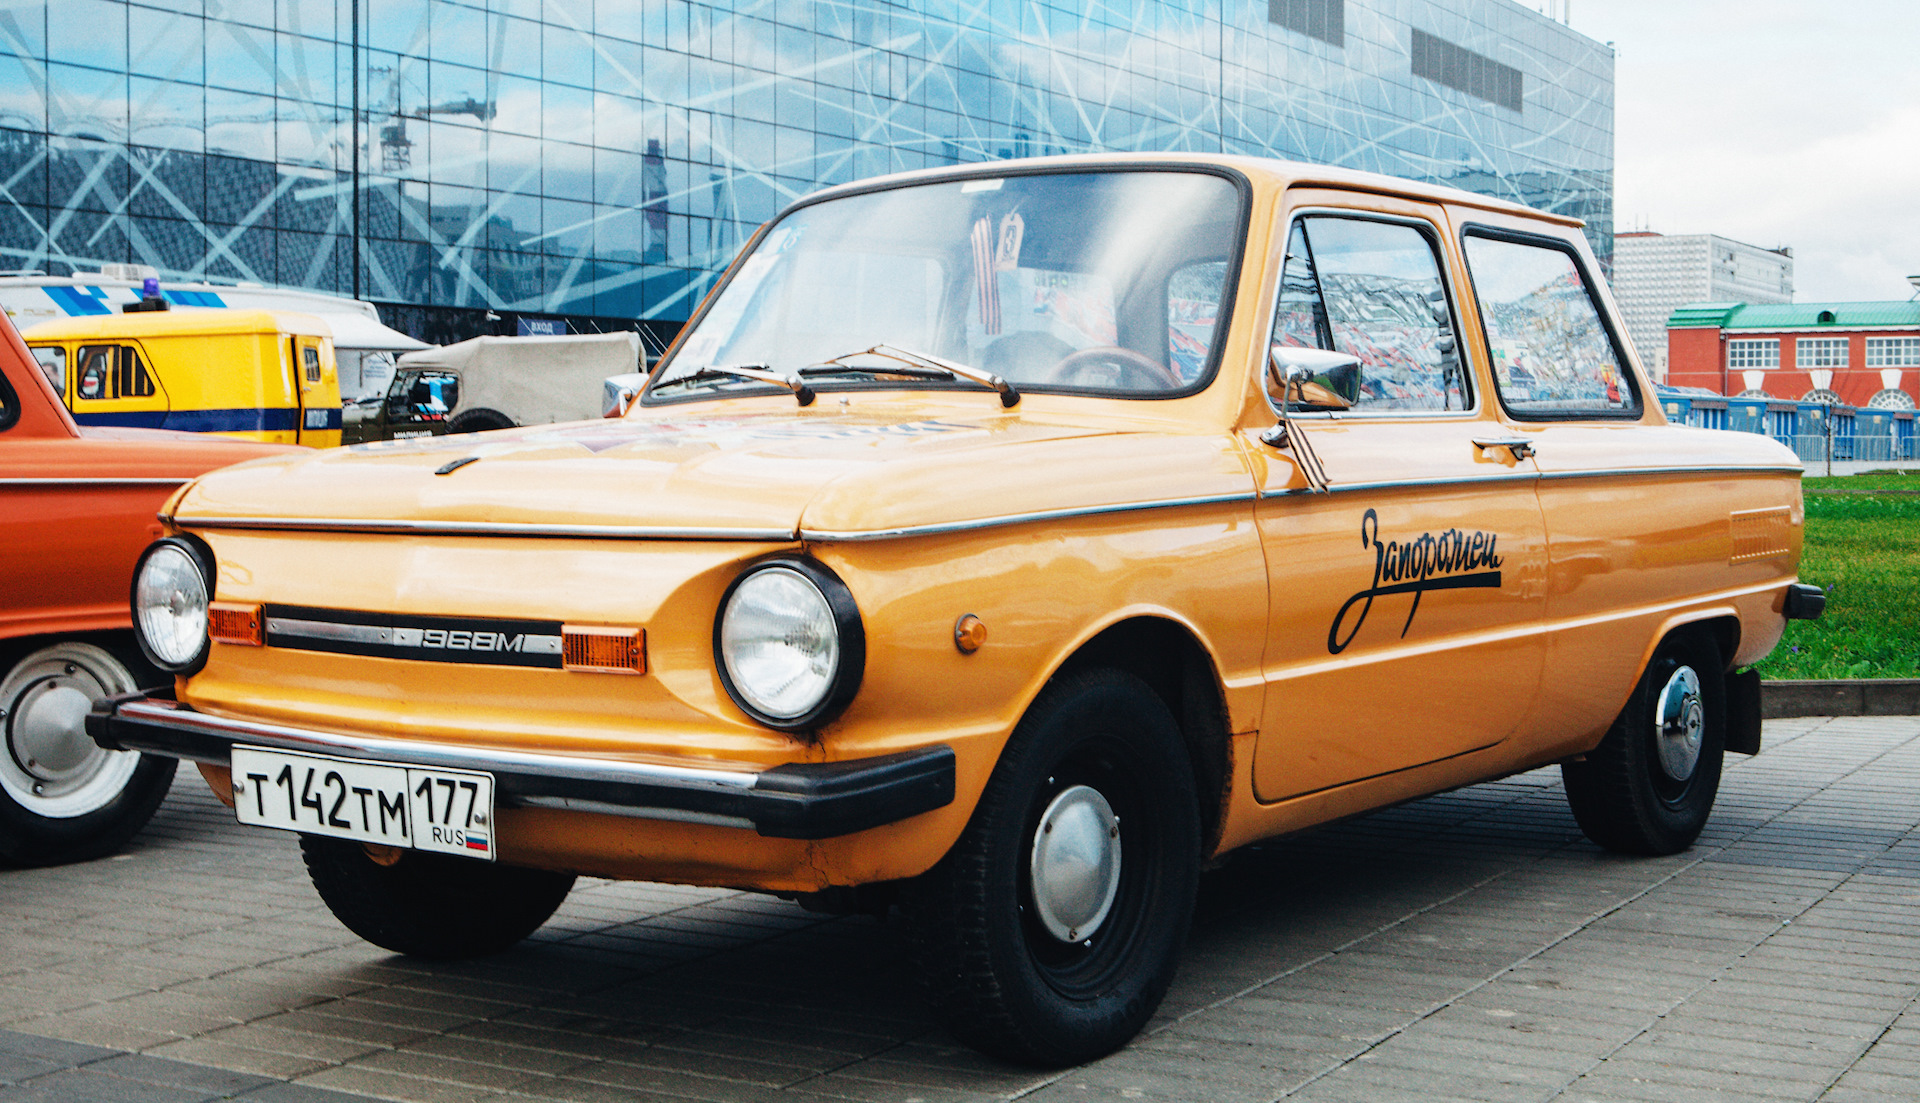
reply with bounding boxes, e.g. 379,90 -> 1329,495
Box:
1666,302 -> 1920,408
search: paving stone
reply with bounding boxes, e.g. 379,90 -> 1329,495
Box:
3,725 -> 1920,1102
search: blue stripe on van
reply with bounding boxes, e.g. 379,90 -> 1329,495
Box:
73,408 -> 301,433
46,286 -> 113,315
162,290 -> 227,307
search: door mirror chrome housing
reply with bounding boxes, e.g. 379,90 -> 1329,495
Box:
1268,347 -> 1362,413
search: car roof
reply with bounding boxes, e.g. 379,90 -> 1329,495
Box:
795,151 -> 1584,229
21,308 -> 335,342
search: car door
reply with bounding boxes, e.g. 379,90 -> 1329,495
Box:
67,342 -> 168,428
1245,194 -> 1549,802
1453,217 -> 1794,750
292,333 -> 339,445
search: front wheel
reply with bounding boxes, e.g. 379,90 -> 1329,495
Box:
0,642 -> 174,866
902,668 -> 1200,1067
1562,630 -> 1726,855
301,834 -> 576,959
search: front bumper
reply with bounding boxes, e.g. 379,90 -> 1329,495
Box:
87,691 -> 954,840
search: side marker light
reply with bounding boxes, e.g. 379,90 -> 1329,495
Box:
954,614 -> 987,654
208,602 -> 264,646
563,626 -> 647,674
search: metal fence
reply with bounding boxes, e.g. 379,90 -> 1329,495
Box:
1657,394 -> 1918,466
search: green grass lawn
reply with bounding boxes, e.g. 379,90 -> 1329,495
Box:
1753,468 -> 1920,680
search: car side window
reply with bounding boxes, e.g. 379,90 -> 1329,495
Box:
1270,216 -> 1468,412
1462,232 -> 1638,418
29,345 -> 65,397
73,344 -> 156,402
0,361 -> 15,430
75,345 -> 115,401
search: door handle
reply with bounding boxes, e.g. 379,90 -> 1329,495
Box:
1473,437 -> 1536,461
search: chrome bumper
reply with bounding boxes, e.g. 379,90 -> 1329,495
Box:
87,691 -> 954,840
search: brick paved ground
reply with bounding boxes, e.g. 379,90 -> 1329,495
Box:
3,715 -> 1917,1103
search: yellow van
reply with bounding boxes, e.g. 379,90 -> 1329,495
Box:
23,309 -> 342,447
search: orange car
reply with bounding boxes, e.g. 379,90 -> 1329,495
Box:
0,315 -> 298,865
92,155 -> 1821,1064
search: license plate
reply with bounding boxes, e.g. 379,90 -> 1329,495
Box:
230,746 -> 495,860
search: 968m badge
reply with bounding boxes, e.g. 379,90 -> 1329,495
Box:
230,746 -> 495,860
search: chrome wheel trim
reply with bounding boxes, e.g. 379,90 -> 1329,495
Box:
1027,784 -> 1122,943
0,644 -> 144,818
1653,665 -> 1705,783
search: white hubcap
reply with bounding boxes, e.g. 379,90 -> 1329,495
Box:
1,644 -> 143,818
1653,665 -> 1705,782
1028,784 -> 1122,943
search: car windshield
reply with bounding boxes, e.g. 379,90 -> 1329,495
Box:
648,169 -> 1245,402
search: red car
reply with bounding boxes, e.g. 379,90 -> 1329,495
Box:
0,314 -> 298,864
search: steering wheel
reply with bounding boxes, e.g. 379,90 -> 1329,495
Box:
1039,346 -> 1184,391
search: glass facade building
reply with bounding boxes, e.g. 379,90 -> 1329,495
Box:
0,0 -> 1613,335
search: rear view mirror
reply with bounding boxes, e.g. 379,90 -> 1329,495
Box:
1269,347 -> 1362,410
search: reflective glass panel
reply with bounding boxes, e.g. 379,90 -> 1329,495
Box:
1464,234 -> 1637,417
651,170 -> 1243,400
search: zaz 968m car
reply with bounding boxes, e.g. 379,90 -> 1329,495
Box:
91,154 -> 1821,1065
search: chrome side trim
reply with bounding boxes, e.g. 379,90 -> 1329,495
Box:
1536,464 -> 1804,482
111,698 -> 761,788
1263,464 -> 1803,498
0,477 -> 194,486
176,516 -> 798,542
515,795 -> 756,829
798,491 -> 1259,542
1263,471 -> 1538,497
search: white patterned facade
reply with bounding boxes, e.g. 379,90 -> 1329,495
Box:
1610,232 -> 1793,380
0,0 -> 1614,331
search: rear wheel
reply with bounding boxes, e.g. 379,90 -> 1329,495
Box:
0,642 -> 173,866
300,834 -> 575,958
447,408 -> 515,434
902,668 -> 1200,1067
1562,630 -> 1726,856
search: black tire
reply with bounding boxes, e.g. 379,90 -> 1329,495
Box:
901,668 -> 1200,1067
447,408 -> 515,434
0,641 -> 174,867
1562,630 -> 1726,856
300,834 -> 575,959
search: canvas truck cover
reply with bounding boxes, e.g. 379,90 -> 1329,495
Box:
394,331 -> 642,426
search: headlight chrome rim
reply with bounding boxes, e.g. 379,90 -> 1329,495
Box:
714,558 -> 865,732
131,536 -> 216,675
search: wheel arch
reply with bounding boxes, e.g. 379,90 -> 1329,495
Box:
1639,610 -> 1741,678
1051,615 -> 1233,854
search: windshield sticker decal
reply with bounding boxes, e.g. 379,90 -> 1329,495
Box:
1328,508 -> 1503,654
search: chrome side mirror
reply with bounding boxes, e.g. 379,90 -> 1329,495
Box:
1268,346 -> 1362,412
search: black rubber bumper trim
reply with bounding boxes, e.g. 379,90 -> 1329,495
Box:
86,690 -> 954,840
1784,583 -> 1826,620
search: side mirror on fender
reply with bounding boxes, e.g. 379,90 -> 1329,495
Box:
1269,346 -> 1362,410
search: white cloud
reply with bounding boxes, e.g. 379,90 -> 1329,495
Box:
1574,0 -> 1920,301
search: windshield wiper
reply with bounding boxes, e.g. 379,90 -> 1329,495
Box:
654,363 -> 815,406
802,344 -> 1019,408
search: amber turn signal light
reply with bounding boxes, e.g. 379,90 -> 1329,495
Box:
954,614 -> 987,654
207,602 -> 264,646
562,625 -> 646,674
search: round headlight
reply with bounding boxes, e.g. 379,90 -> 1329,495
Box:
132,538 -> 213,674
716,560 -> 864,730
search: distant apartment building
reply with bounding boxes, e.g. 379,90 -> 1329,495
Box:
1611,233 -> 1793,378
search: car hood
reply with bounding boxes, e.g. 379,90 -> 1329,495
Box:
168,405 -> 1255,540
